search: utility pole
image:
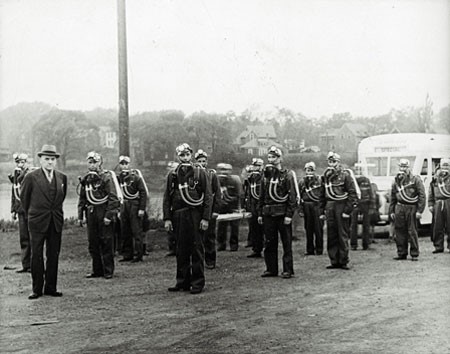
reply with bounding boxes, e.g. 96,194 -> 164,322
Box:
117,0 -> 130,156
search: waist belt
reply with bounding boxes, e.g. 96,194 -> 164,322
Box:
397,202 -> 416,206
173,207 -> 191,214
263,204 -> 286,217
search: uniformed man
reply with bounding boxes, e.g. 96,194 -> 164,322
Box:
194,149 -> 222,269
258,146 -> 298,279
117,155 -> 148,262
428,158 -> 450,253
389,158 -> 425,261
216,163 -> 244,252
163,143 -> 212,294
165,161 -> 179,257
322,152 -> 358,270
243,158 -> 265,258
9,153 -> 31,273
298,161 -> 324,256
350,166 -> 375,250
78,151 -> 120,279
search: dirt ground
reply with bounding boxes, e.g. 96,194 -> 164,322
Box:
1,218 -> 449,354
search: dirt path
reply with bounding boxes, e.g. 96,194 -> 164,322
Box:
1,224 -> 449,354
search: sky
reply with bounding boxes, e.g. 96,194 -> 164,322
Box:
0,0 -> 449,118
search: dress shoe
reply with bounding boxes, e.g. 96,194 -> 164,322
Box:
168,286 -> 190,292
432,250 -> 444,254
393,256 -> 407,260
28,292 -> 41,300
229,247 -> 238,252
190,288 -> 203,294
247,252 -> 262,258
340,264 -> 350,270
44,291 -> 63,297
411,257 -> 418,262
16,268 -> 31,273
119,257 -> 133,262
245,243 -> 253,248
104,274 -> 113,279
304,252 -> 315,256
217,247 -> 226,252
281,272 -> 292,279
165,251 -> 176,257
86,273 -> 103,278
131,258 -> 143,263
326,264 -> 341,269
205,263 -> 216,269
351,246 -> 357,251
261,271 -> 277,277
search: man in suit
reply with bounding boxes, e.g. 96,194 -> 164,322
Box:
20,144 -> 68,300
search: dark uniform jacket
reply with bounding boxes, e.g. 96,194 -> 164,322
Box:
78,170 -> 120,221
258,167 -> 298,218
207,169 -> 222,214
389,171 -> 425,214
163,163 -> 212,221
117,169 -> 147,210
428,169 -> 450,207
243,172 -> 262,215
20,168 -> 68,234
9,167 -> 29,214
322,167 -> 358,215
356,176 -> 375,207
217,174 -> 244,212
298,174 -> 325,213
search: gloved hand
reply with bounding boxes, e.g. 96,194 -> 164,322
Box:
416,212 -> 422,220
390,213 -> 395,221
11,212 -> 17,221
319,214 -> 326,220
165,220 -> 173,232
138,210 -> 145,218
257,216 -> 263,225
78,219 -> 86,227
428,206 -> 434,213
342,213 -> 350,219
200,219 -> 209,231
104,217 -> 111,226
284,217 -> 292,225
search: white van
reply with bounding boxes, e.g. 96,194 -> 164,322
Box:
357,133 -> 450,225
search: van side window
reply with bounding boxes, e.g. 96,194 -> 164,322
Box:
431,158 -> 441,175
420,159 -> 428,176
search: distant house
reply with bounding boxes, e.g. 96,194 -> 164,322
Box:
320,123 -> 369,156
99,126 -> 117,149
235,125 -> 283,156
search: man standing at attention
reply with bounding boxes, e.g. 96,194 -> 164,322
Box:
258,146 -> 298,279
9,153 -> 31,273
163,143 -> 212,294
390,158 -> 425,261
322,152 -> 358,270
20,145 -> 67,299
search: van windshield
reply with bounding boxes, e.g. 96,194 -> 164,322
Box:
366,157 -> 388,176
389,156 -> 416,176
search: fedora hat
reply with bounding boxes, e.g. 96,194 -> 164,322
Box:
37,144 -> 60,158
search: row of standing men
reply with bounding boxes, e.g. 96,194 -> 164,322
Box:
9,144 -> 450,298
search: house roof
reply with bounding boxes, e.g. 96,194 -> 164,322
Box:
235,125 -> 277,143
240,138 -> 282,149
342,123 -> 369,137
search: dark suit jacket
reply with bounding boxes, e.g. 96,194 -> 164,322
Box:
20,168 -> 68,234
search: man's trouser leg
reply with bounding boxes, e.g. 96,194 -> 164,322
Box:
304,202 -> 316,254
326,202 -> 349,266
18,213 -> 31,269
360,202 -> 371,250
406,205 -> 419,258
217,221 -> 228,250
167,230 -> 177,252
172,209 -> 205,290
87,208 -> 104,276
43,222 -> 62,293
433,199 -> 450,251
30,231 -> 46,294
204,218 -> 217,266
350,207 -> 359,249
395,204 -> 416,257
263,215 -> 280,274
229,220 -> 240,250
99,222 -> 115,276
120,202 -> 133,259
279,220 -> 294,274
129,202 -> 143,260
250,215 -> 264,254
312,203 -> 324,254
